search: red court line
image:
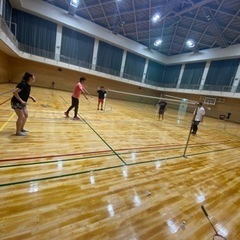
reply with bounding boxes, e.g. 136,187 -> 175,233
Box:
115,139 -> 234,152
0,139 -> 236,163
0,149 -> 113,162
0,143 -> 183,162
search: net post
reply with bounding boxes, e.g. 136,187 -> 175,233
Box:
183,103 -> 198,157
103,89 -> 108,112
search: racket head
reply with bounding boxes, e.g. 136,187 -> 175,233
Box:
213,233 -> 227,240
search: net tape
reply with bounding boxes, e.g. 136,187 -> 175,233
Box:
108,89 -> 197,105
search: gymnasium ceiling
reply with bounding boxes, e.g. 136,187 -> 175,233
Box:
41,1 -> 240,56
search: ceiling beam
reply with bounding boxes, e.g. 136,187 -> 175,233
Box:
202,7 -> 228,48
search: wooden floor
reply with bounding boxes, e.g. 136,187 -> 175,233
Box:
0,84 -> 239,240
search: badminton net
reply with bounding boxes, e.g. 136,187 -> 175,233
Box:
106,88 -> 197,123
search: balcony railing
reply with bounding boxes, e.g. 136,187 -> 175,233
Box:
0,17 -> 18,47
1,16 -> 239,94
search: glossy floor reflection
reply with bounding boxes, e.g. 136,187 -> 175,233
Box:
0,84 -> 239,240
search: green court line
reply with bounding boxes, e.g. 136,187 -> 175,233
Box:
118,146 -> 185,155
126,155 -> 183,165
1,145 -> 181,168
59,94 -> 126,165
0,146 -> 237,188
59,94 -> 69,104
80,116 -> 127,165
184,146 -> 238,157
1,144 -> 237,169
0,164 -> 124,187
0,153 -> 115,169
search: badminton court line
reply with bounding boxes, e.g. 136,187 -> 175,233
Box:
0,153 -> 116,169
1,140 -> 233,168
80,116 -> 127,165
0,164 -> 124,188
0,149 -> 113,162
0,113 -> 15,132
59,94 -> 126,165
0,144 -> 237,187
0,138 -> 234,162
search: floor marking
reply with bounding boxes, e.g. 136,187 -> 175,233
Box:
1,146 -> 237,187
0,164 -> 124,188
0,113 -> 15,132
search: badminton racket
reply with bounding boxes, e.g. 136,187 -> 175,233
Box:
201,206 -> 227,240
85,97 -> 91,105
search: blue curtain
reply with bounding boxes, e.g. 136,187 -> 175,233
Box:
3,0 -> 12,26
11,9 -> 56,59
96,41 -> 123,76
145,60 -> 165,86
204,58 -> 240,91
124,52 -> 146,82
180,62 -> 206,89
161,65 -> 181,87
61,27 -> 94,68
237,83 -> 240,93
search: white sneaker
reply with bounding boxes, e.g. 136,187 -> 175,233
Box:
16,132 -> 26,136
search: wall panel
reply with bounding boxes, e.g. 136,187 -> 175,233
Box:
0,50 -> 9,83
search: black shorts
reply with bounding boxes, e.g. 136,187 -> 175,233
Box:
11,101 -> 26,110
159,109 -> 165,114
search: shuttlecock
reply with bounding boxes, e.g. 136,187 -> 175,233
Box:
180,221 -> 186,230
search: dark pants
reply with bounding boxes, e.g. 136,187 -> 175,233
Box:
66,96 -> 79,118
191,121 -> 200,134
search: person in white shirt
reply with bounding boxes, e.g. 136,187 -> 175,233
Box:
191,102 -> 205,135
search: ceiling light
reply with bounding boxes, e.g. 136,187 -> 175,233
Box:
186,39 -> 195,48
119,20 -> 125,27
152,13 -> 161,23
70,0 -> 79,8
154,39 -> 162,47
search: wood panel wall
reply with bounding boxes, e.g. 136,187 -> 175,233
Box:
0,50 -> 9,83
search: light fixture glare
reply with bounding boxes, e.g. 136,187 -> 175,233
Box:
154,39 -> 162,46
152,13 -> 161,23
70,0 -> 79,8
186,39 -> 195,48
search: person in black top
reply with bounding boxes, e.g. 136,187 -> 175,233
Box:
157,100 -> 167,121
97,86 -> 107,110
11,72 -> 36,136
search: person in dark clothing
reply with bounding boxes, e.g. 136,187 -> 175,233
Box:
157,100 -> 167,121
11,72 -> 36,136
97,86 -> 107,110
225,112 -> 231,121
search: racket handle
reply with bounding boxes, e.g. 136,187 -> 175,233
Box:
201,205 -> 208,217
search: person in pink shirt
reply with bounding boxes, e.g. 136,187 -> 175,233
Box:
64,77 -> 90,120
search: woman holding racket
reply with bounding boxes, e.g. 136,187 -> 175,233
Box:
64,76 -> 91,120
11,72 -> 36,136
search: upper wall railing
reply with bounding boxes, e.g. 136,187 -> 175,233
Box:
0,17 -> 18,47
1,17 -> 240,94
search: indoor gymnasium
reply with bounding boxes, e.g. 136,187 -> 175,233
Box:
0,0 -> 239,239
